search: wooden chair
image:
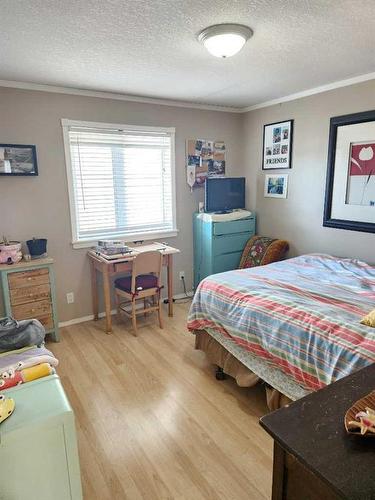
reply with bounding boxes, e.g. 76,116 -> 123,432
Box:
239,235 -> 289,269
114,250 -> 163,335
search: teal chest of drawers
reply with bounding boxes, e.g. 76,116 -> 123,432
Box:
193,213 -> 256,289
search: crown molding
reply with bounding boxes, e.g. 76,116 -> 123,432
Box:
0,79 -> 242,113
0,71 -> 375,114
242,71 -> 375,112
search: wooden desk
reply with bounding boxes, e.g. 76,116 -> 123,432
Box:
88,243 -> 180,334
260,364 -> 375,500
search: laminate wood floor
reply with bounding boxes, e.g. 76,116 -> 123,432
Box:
48,302 -> 273,500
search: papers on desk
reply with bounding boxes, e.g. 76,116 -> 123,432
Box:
128,243 -> 169,253
94,245 -> 131,256
93,249 -> 132,260
93,242 -> 171,260
95,240 -> 131,258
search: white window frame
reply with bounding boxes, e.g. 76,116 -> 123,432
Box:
61,119 -> 178,249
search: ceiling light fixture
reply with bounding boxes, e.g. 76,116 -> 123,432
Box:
198,23 -> 253,58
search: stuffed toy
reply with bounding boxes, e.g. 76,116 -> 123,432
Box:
0,394 -> 15,424
0,363 -> 53,390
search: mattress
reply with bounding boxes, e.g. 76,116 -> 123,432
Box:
187,254 -> 375,392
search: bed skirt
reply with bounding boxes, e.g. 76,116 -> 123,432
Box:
194,329 -> 292,411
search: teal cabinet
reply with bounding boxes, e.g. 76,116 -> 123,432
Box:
193,213 -> 256,288
0,375 -> 82,499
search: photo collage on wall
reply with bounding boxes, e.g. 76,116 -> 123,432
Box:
186,139 -> 225,190
262,120 -> 293,170
262,119 -> 293,200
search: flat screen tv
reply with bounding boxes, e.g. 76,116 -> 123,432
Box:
205,177 -> 245,213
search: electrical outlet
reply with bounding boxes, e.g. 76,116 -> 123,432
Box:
179,271 -> 185,280
66,292 -> 74,304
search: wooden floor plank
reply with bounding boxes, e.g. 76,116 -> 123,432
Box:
48,303 -> 273,499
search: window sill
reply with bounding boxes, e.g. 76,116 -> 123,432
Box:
72,229 -> 179,249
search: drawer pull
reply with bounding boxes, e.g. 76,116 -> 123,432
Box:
31,309 -> 35,313
27,277 -> 32,281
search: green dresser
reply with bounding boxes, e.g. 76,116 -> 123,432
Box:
0,375 -> 82,499
0,258 -> 59,342
193,212 -> 256,289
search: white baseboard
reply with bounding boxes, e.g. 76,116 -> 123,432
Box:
58,309 -> 117,327
58,291 -> 194,328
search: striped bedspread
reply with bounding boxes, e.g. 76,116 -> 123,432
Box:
187,254 -> 375,391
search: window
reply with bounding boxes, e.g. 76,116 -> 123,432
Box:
62,120 -> 176,248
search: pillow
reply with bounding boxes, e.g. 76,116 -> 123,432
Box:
361,309 -> 375,327
239,235 -> 289,269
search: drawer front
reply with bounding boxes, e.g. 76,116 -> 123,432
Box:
213,251 -> 242,274
10,283 -> 51,306
8,268 -> 49,289
12,299 -> 52,320
114,261 -> 132,273
212,232 -> 251,256
213,218 -> 255,236
0,426 -> 72,500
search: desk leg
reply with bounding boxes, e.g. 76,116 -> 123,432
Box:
90,260 -> 99,321
167,254 -> 173,317
103,268 -> 112,334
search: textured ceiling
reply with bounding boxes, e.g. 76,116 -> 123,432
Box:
1,0 -> 375,108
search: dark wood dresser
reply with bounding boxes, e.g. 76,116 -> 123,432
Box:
260,364 -> 375,500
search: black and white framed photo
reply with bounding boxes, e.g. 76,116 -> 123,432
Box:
264,173 -> 288,198
323,110 -> 375,233
0,144 -> 38,176
262,120 -> 293,170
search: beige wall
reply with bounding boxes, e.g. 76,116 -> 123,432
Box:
2,79 -> 375,323
0,87 -> 243,321
241,79 -> 375,263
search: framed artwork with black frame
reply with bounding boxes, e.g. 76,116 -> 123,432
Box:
323,110 -> 375,233
262,119 -> 293,170
0,144 -> 38,176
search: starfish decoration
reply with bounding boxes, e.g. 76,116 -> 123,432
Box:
348,407 -> 375,435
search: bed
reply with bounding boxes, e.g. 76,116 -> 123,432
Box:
187,254 -> 375,409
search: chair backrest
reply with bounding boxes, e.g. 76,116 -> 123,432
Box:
131,250 -> 163,292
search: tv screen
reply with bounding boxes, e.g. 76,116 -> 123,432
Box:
205,177 -> 245,212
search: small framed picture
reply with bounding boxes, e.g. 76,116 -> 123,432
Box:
262,120 -> 293,170
0,144 -> 38,176
264,174 -> 289,198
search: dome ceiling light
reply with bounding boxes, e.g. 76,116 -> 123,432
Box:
198,23 -> 253,58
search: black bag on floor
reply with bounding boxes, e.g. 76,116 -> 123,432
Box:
0,317 -> 45,352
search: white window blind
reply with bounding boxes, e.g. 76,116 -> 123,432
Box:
62,120 -> 176,246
